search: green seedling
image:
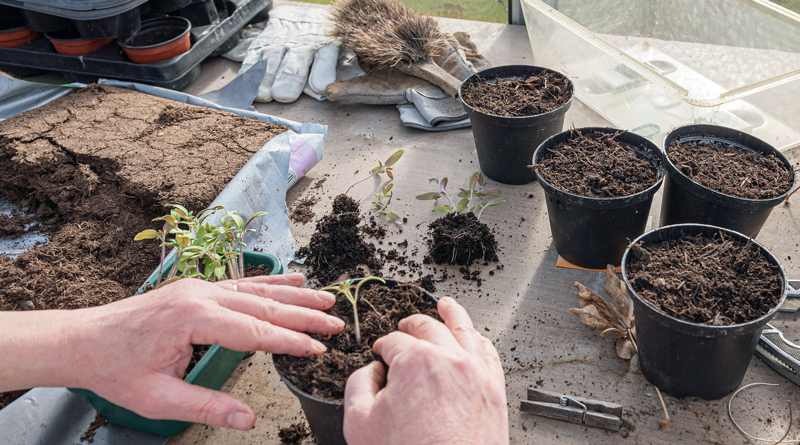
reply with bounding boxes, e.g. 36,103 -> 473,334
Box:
320,276 -> 386,345
416,171 -> 505,219
371,183 -> 402,224
344,149 -> 404,196
135,204 -> 267,288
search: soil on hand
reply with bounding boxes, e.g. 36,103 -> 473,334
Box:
532,130 -> 659,198
667,141 -> 793,199
80,413 -> 108,443
627,232 -> 783,325
0,84 -> 287,405
297,194 -> 383,285
278,422 -> 310,443
461,71 -> 572,117
426,212 -> 498,266
289,196 -> 318,224
274,282 -> 439,401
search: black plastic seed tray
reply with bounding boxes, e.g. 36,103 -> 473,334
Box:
0,0 -> 147,20
0,0 -> 270,90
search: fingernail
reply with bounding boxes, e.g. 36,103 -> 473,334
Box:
314,291 -> 335,305
311,339 -> 327,355
327,315 -> 345,330
226,411 -> 254,430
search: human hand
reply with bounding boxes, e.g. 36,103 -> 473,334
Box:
240,5 -> 340,103
66,274 -> 343,430
343,297 -> 508,444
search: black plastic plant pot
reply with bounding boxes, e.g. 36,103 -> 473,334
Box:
73,7 -> 141,40
21,10 -> 71,33
0,5 -> 24,30
460,65 -> 573,185
659,125 -> 794,238
621,224 -> 788,399
533,127 -> 665,269
150,0 -> 195,13
274,278 -> 438,445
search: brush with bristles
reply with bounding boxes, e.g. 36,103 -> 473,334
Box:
330,0 -> 464,97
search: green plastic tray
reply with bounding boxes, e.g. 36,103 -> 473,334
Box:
69,250 -> 283,436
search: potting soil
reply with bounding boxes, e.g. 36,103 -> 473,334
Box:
425,212 -> 498,266
273,282 -> 439,401
627,232 -> 783,325
0,84 -> 288,408
533,130 -> 659,198
668,140 -> 793,199
460,71 -> 572,117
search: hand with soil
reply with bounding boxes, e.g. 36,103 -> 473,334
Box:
0,273 -> 344,430
343,297 -> 508,444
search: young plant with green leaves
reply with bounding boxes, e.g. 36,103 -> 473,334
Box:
416,171 -> 505,219
319,276 -> 386,346
344,149 -> 404,196
371,183 -> 402,224
134,204 -> 267,288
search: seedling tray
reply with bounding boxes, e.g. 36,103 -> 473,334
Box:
0,0 -> 147,21
0,0 -> 270,90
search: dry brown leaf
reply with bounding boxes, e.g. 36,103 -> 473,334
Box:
604,265 -> 630,317
573,282 -> 616,321
569,305 -> 612,331
615,338 -> 636,359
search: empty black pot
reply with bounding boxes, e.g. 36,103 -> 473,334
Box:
460,65 -> 573,185
621,224 -> 787,399
273,278 -> 438,445
659,125 -> 794,238
533,127 -> 665,269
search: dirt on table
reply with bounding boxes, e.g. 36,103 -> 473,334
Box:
296,194 -> 384,286
278,422 -> 310,443
425,212 -> 498,266
289,196 -> 319,224
0,84 -> 287,406
667,140 -> 793,200
627,231 -> 783,325
460,71 -> 572,117
274,281 -> 439,402
532,130 -> 659,198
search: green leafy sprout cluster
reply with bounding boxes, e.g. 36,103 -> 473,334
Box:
319,276 -> 385,346
344,149 -> 404,224
134,204 -> 267,288
416,171 -> 505,219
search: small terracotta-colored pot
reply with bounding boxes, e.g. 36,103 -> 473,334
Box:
0,26 -> 41,48
119,17 -> 191,64
46,28 -> 113,56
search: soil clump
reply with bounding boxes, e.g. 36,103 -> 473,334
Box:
278,422 -> 310,443
0,210 -> 36,238
274,282 -> 438,401
627,232 -> 783,325
289,196 -> 319,224
667,141 -> 793,199
461,71 -> 571,117
533,130 -> 659,198
425,212 -> 498,266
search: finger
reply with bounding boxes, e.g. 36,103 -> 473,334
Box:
372,331 -> 420,367
254,45 -> 287,102
130,374 -> 256,430
437,297 -> 484,356
398,314 -> 460,349
273,46 -> 314,103
216,281 -> 335,311
216,291 -> 343,335
223,272 -> 305,287
344,361 -> 384,441
193,309 -> 327,356
307,43 -> 339,95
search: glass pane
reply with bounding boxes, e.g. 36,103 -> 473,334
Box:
295,0 -> 508,23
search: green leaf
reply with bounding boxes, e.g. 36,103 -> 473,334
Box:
384,149 -> 404,167
484,188 -> 503,196
134,229 -> 159,241
457,188 -> 470,198
416,192 -> 441,200
440,177 -> 448,193
433,206 -> 451,213
369,165 -> 382,174
386,212 -> 402,224
386,169 -> 394,180
469,171 -> 480,191
477,172 -> 487,187
486,198 -> 506,207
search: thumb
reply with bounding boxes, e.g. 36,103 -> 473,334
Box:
131,375 -> 256,430
344,361 -> 384,423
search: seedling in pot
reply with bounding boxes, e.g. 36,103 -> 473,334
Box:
416,171 -> 505,219
134,204 -> 267,288
319,276 -> 386,345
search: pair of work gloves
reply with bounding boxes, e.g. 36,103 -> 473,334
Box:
223,5 -> 490,131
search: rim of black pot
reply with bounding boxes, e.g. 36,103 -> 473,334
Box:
662,124 -> 795,205
621,223 -> 788,331
0,25 -> 29,34
118,16 -> 191,50
44,26 -> 84,42
532,126 -> 666,208
273,277 -> 439,406
459,65 -> 574,121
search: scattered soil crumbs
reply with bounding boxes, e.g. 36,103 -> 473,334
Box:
627,232 -> 783,325
532,130 -> 659,198
80,413 -> 108,443
668,140 -> 793,199
289,196 -> 319,224
0,210 -> 36,238
0,84 -> 287,406
297,194 -> 383,285
425,212 -> 498,266
279,422 -> 310,443
461,71 -> 572,117
0,390 -> 26,410
274,282 -> 438,401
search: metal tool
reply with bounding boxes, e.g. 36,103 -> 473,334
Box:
521,388 -> 623,431
778,279 -> 800,313
755,323 -> 800,386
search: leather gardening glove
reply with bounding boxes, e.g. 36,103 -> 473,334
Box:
239,5 -> 340,103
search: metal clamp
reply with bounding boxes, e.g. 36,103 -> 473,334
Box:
559,395 -> 588,424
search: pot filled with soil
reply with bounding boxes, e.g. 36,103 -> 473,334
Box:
273,278 -> 439,445
460,65 -> 573,185
531,127 -> 664,269
659,124 -> 794,238
119,16 -> 191,64
622,224 -> 787,399
70,250 -> 283,436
